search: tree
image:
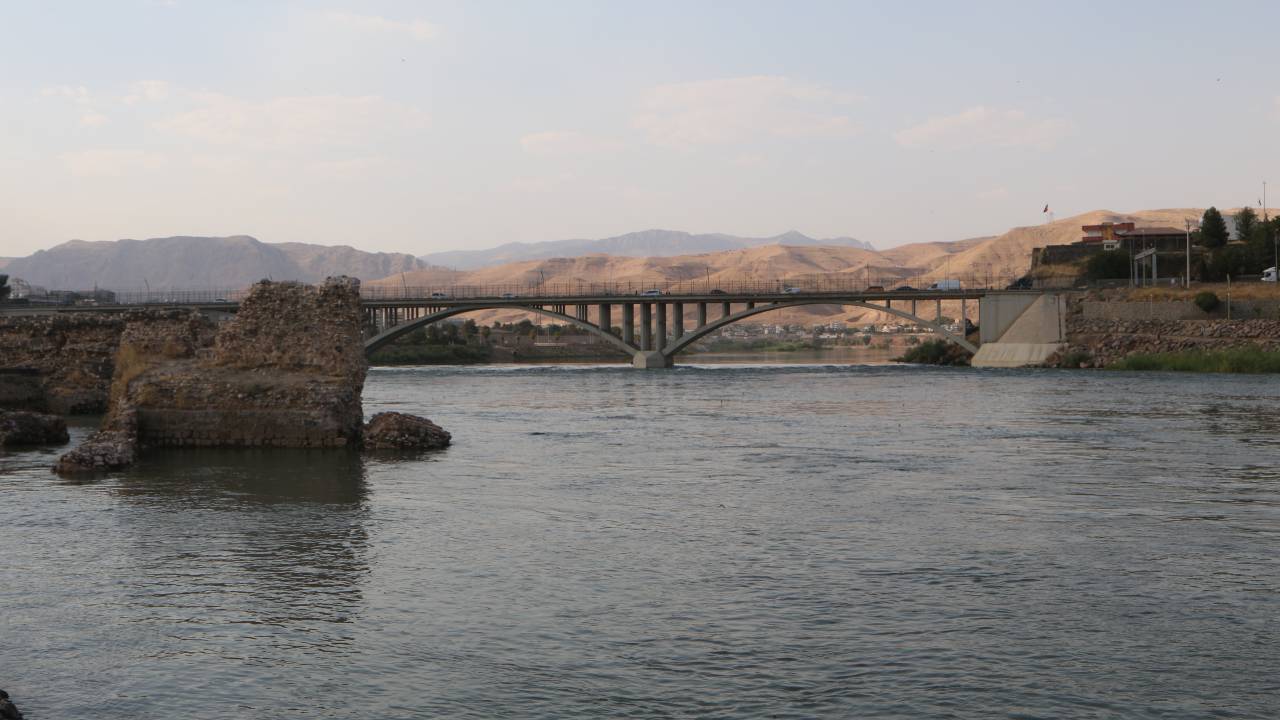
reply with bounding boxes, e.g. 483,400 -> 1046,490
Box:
1200,207 -> 1229,249
1235,206 -> 1259,244
1084,250 -> 1131,280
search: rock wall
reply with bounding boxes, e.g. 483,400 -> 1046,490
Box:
1055,295 -> 1280,366
1081,299 -> 1280,322
0,309 -> 211,414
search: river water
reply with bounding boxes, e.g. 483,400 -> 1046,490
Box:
3,363 -> 1279,718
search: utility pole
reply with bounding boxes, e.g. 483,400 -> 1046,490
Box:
1184,218 -> 1194,289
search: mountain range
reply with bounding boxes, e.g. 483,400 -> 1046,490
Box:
3,235 -> 432,290
420,229 -> 874,270
3,210 -> 1206,300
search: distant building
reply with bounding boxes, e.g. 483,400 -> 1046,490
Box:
1034,222 -> 1196,267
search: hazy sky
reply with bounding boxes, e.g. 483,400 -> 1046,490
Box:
3,1 -> 1278,257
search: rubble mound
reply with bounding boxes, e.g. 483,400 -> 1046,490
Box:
363,411 -> 451,450
52,429 -> 137,473
0,410 -> 70,446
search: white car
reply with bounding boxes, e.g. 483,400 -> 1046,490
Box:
640,289 -> 663,296
783,287 -> 803,294
500,292 -> 517,299
429,291 -> 449,299
1263,267 -> 1277,283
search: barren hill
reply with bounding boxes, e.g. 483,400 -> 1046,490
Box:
4,236 -> 436,290
370,208 -> 1211,326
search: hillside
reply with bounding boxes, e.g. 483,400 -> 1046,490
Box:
370,208 -> 1210,326
420,229 -> 875,270
4,236 -> 435,290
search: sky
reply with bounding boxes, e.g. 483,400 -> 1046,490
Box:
2,1 -> 1279,258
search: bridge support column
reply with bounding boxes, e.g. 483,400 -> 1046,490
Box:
655,303 -> 667,350
640,303 -> 652,351
622,304 -> 634,346
673,302 -> 684,338
747,301 -> 755,310
576,304 -> 588,321
697,302 -> 707,329
598,304 -> 611,335
936,299 -> 942,322
721,302 -> 731,319
632,350 -> 673,369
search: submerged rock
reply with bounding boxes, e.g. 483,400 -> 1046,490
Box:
363,411 -> 451,450
0,689 -> 24,720
0,411 -> 70,446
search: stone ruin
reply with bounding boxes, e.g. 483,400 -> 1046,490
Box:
48,277 -> 448,474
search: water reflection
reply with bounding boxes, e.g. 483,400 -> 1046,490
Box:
110,449 -> 371,627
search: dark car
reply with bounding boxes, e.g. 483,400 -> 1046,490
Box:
1006,276 -> 1033,290
894,285 -> 915,291
865,285 -> 885,292
708,289 -> 727,295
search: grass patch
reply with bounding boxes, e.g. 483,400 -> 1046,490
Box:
1110,345 -> 1280,373
894,339 -> 972,366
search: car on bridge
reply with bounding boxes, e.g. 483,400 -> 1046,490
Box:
895,285 -> 916,291
865,285 -> 885,292
640,289 -> 663,296
430,291 -> 449,299
928,280 -> 961,291
500,292 -> 518,299
783,287 -> 803,294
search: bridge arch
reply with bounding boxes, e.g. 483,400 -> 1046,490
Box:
664,299 -> 978,357
363,303 -> 637,356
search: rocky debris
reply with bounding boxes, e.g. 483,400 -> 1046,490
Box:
0,410 -> 69,446
0,689 -> 24,720
52,429 -> 137,474
363,411 -> 451,450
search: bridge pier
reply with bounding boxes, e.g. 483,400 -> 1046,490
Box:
655,303 -> 667,350
673,302 -> 684,338
697,302 -> 707,328
640,303 -> 652,351
623,303 -> 634,345
721,302 -> 731,319
598,304 -> 611,335
632,350 -> 673,369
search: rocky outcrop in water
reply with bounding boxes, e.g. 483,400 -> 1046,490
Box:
51,429 -> 137,473
0,411 -> 69,446
0,689 -> 24,720
54,278 -> 374,473
363,411 -> 452,450
51,277 -> 450,473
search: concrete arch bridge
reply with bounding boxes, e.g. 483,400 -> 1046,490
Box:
363,290 -> 992,369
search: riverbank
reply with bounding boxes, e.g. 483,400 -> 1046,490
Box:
1109,345 -> 1280,373
1043,289 -> 1280,372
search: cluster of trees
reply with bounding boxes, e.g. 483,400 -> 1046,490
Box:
1197,206 -> 1279,281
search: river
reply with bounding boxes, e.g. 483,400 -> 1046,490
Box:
3,363 -> 1279,718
